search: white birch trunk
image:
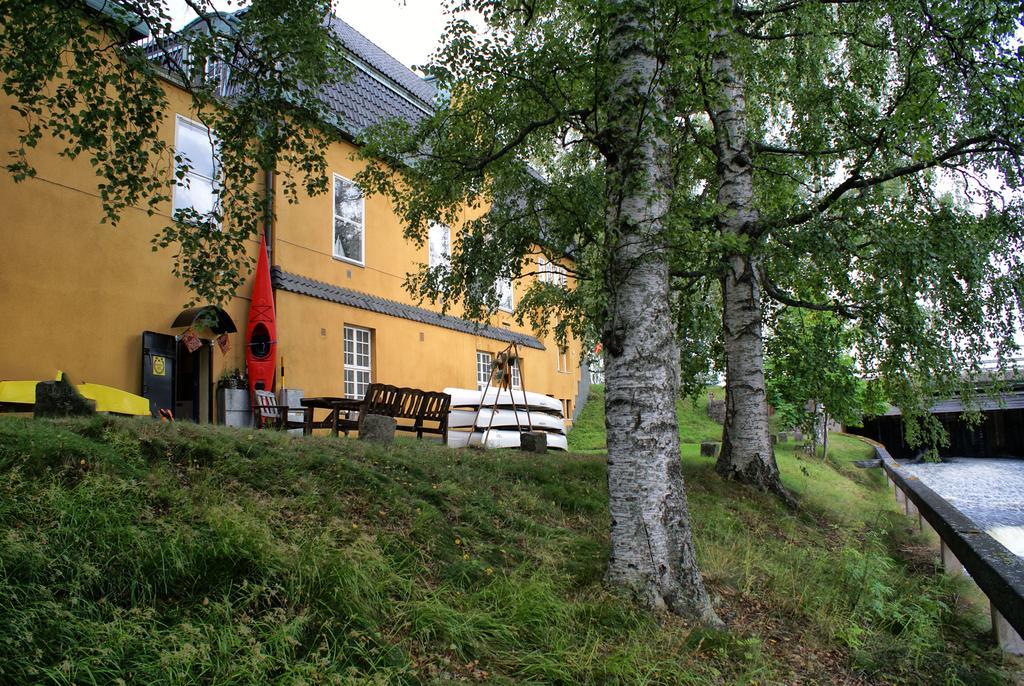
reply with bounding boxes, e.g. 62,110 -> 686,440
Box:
601,1 -> 719,624
709,19 -> 790,500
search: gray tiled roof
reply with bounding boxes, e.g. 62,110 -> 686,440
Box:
146,12 -> 436,138
329,17 -> 436,106
320,17 -> 436,137
271,268 -> 545,350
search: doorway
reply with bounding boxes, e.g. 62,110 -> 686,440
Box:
175,340 -> 213,423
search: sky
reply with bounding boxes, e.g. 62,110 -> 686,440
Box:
165,0 -> 448,72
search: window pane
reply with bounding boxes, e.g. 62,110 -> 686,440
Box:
476,352 -> 491,391
334,177 -> 364,262
335,178 -> 363,225
173,174 -> 215,216
334,218 -> 363,261
176,119 -> 216,179
429,222 -> 450,268
497,278 -> 513,311
343,326 -> 372,399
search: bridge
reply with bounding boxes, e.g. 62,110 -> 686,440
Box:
851,375 -> 1024,459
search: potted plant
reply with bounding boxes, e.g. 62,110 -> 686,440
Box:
217,368 -> 246,390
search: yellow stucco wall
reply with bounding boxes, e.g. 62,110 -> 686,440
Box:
0,82 -> 251,408
271,137 -> 584,415
0,70 -> 584,423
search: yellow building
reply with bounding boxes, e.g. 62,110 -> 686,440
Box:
0,7 -> 587,426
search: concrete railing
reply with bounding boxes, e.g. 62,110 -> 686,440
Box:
876,444 -> 1024,654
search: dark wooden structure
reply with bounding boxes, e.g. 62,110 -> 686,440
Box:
300,384 -> 450,440
854,407 -> 1024,459
850,373 -> 1024,459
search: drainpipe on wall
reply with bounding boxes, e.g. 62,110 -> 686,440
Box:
264,168 -> 275,265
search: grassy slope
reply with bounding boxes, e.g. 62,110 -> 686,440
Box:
0,400 -> 1011,685
570,385 -> 725,454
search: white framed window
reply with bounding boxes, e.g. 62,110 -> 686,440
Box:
333,174 -> 365,265
343,325 -> 372,399
496,278 -> 514,312
509,357 -> 521,390
538,257 -> 568,287
557,347 -> 569,373
476,351 -> 492,391
205,56 -> 231,98
172,115 -> 219,220
428,221 -> 451,268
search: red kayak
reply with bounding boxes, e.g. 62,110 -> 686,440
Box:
246,234 -> 277,395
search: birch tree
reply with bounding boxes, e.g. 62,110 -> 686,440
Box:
700,0 -> 1024,494
358,0 -> 720,621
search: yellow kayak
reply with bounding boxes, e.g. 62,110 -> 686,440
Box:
0,380 -> 38,407
0,377 -> 150,416
77,383 -> 151,416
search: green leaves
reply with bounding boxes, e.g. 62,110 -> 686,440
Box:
765,308 -> 882,436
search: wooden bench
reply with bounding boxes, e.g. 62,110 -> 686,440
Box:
253,389 -> 305,430
337,383 -> 450,441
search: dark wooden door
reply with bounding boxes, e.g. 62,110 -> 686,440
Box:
142,331 -> 176,417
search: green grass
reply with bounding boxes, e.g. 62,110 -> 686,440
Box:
0,402 -> 1014,684
569,384 -> 724,453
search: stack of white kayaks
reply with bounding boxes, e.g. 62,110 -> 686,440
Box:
445,387 -> 569,451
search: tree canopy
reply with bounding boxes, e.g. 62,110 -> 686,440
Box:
359,0 -> 1024,479
764,308 -> 887,450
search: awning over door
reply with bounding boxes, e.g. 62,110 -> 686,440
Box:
171,306 -> 238,336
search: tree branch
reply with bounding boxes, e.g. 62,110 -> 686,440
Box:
761,133 -> 1012,233
762,269 -> 859,318
735,0 -> 866,20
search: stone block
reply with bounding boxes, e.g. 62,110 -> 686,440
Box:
777,432 -> 789,443
359,414 -> 396,443
520,431 -> 547,454
770,434 -> 778,446
700,442 -> 718,458
34,378 -> 95,418
792,430 -> 804,442
706,398 -> 726,424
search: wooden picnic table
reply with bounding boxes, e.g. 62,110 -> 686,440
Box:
299,396 -> 361,436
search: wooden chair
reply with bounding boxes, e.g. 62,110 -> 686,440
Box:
412,390 -> 451,441
252,390 -> 304,430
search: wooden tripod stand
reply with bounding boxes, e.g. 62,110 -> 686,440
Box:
473,341 -> 534,448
